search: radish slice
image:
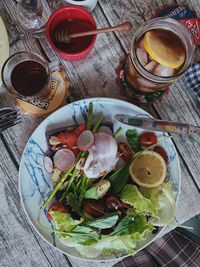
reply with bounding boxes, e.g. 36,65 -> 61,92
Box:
77,130 -> 95,151
93,132 -> 118,158
98,126 -> 112,135
43,156 -> 53,173
53,148 -> 75,172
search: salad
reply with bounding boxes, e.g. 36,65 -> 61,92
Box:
39,103 -> 175,258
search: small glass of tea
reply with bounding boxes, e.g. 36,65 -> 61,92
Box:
119,17 -> 195,104
1,51 -> 58,99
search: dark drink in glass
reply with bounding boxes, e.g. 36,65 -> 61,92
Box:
11,60 -> 48,97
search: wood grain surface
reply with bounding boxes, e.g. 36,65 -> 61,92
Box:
0,0 -> 200,266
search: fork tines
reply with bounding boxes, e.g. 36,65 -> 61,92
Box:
0,118 -> 21,133
0,108 -> 21,133
0,109 -> 18,117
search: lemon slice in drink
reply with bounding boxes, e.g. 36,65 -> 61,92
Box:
143,30 -> 185,69
129,151 -> 167,188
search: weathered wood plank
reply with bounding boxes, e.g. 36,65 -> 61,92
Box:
0,137 -> 73,267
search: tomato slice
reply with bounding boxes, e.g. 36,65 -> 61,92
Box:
46,202 -> 66,220
74,124 -> 86,135
66,133 -> 78,149
57,132 -> 77,148
57,131 -> 68,145
56,125 -> 86,148
153,146 -> 168,164
139,132 -> 157,147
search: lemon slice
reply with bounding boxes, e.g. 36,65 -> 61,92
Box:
143,30 -> 185,69
129,151 -> 167,188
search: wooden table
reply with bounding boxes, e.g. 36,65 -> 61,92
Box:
0,0 -> 200,266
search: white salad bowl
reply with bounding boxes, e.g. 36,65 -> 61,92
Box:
19,98 -> 181,261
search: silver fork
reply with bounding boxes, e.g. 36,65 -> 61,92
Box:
0,108 -> 21,133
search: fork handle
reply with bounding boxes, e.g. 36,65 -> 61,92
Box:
190,125 -> 200,133
69,22 -> 132,39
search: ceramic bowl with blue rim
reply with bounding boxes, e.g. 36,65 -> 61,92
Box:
19,98 -> 181,261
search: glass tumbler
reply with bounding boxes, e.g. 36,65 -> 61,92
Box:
17,0 -> 51,38
1,51 -> 59,99
120,17 -> 195,103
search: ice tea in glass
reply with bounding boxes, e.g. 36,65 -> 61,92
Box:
121,18 -> 195,103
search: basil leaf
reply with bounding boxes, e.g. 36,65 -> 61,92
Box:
84,186 -> 98,200
64,226 -> 101,246
111,215 -> 153,237
84,213 -> 119,229
108,162 -> 131,193
111,216 -> 132,236
126,129 -> 141,152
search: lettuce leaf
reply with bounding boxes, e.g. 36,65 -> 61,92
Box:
50,211 -> 100,246
60,234 -> 136,258
77,235 -> 137,257
50,211 -> 82,232
59,215 -> 153,258
84,186 -> 98,199
120,184 -> 155,215
140,181 -> 175,225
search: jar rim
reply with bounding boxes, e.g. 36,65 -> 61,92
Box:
130,17 -> 195,83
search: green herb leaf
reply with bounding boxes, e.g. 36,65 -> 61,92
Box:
67,192 -> 82,216
111,215 -> 153,238
63,226 -> 101,246
79,174 -> 89,201
40,151 -> 85,210
111,216 -> 132,236
108,162 -> 131,193
126,129 -> 141,152
84,186 -> 98,200
84,213 -> 119,229
59,168 -> 78,201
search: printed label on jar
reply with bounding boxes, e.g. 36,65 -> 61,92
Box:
156,5 -> 200,46
118,68 -> 167,104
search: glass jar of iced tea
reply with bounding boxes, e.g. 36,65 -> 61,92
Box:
121,17 -> 195,103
